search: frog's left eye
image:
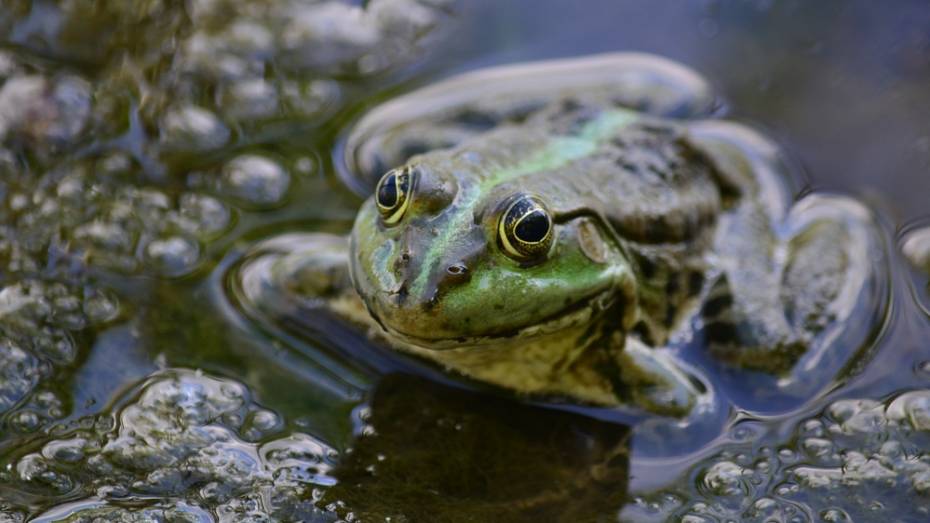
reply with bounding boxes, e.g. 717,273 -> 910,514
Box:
498,195 -> 554,262
375,167 -> 414,225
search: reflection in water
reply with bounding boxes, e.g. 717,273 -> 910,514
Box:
323,374 -> 631,522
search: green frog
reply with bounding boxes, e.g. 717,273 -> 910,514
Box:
239,53 -> 886,416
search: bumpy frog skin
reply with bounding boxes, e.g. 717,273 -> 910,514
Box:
241,54 -> 886,416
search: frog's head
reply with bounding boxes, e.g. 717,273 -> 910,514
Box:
349,154 -> 638,351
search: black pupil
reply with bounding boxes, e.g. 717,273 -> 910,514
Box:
377,174 -> 398,208
514,210 -> 549,243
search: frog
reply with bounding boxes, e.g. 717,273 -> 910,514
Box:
234,53 -> 886,416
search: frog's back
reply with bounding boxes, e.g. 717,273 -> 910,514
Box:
436,107 -> 726,247
424,107 -> 728,343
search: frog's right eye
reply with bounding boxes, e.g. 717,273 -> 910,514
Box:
498,195 -> 554,262
375,167 -> 414,225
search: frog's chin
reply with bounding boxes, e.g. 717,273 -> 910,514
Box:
376,290 -> 615,353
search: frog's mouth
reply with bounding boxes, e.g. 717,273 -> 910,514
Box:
369,289 -> 618,351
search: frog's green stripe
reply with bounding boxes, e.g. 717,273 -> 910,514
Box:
410,109 -> 640,297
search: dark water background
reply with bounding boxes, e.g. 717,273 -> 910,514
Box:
1,1 -> 930,521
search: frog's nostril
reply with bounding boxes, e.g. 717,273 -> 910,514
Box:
443,263 -> 471,287
446,263 -> 467,276
393,250 -> 412,274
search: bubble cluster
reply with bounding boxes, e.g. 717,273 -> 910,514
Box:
0,0 -> 451,457
5,369 -> 337,520
0,72 -> 91,154
624,390 -> 930,521
0,280 -> 119,432
1,153 -> 232,277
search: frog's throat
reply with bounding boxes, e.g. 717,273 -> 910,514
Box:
379,292 -> 623,406
374,288 -> 617,351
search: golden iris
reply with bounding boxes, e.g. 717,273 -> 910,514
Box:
375,167 -> 414,225
498,195 -> 553,261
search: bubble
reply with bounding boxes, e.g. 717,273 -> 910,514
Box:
700,460 -> 746,496
160,105 -> 231,152
801,437 -> 834,459
176,193 -> 231,238
886,390 -> 930,431
821,507 -> 853,522
793,467 -> 843,489
0,74 -> 90,148
223,77 -> 279,120
221,154 -> 290,207
41,437 -> 87,463
0,340 -> 41,414
827,399 -> 886,435
902,225 -> 930,272
82,290 -> 121,324
250,409 -> 279,431
281,79 -> 341,116
144,236 -> 201,277
73,221 -> 133,252
278,2 -> 381,70
9,410 -> 40,432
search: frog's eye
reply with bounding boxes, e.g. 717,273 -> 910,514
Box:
375,167 -> 414,225
498,195 -> 554,262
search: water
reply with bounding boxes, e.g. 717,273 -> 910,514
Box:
1,1 -> 929,521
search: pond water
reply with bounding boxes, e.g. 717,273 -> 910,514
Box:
1,1 -> 930,521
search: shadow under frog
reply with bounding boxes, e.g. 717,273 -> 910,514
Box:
320,373 -> 631,523
229,53 -> 888,422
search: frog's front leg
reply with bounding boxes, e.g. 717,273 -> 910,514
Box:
562,331 -> 707,417
612,336 -> 706,417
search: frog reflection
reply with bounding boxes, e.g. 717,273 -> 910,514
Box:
321,374 -> 630,522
